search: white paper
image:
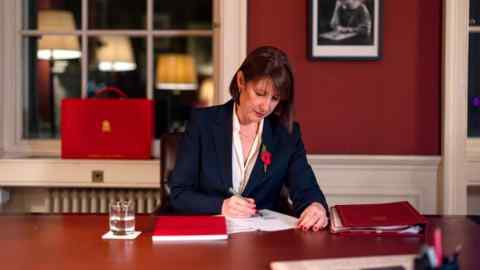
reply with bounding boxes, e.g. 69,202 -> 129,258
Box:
226,209 -> 297,234
102,231 -> 142,240
270,254 -> 416,270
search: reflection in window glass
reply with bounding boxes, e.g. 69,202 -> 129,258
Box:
153,37 -> 213,137
23,36 -> 82,139
471,0 -> 480,25
154,0 -> 212,30
468,33 -> 480,137
88,36 -> 146,98
20,0 -> 215,143
88,0 -> 146,29
23,0 -> 81,30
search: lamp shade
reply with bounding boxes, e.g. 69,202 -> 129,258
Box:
198,77 -> 214,106
37,10 -> 81,60
96,36 -> 136,72
155,54 -> 198,90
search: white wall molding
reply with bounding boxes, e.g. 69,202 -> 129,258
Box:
466,160 -> 480,186
0,158 -> 160,188
442,0 -> 469,214
308,155 -> 441,214
0,0 -> 4,154
0,155 -> 441,214
215,0 -> 247,104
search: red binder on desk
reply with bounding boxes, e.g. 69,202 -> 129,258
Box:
330,201 -> 428,236
152,216 -> 228,241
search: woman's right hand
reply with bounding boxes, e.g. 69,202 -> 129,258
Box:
222,196 -> 256,218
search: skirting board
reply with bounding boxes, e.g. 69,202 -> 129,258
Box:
308,155 -> 441,214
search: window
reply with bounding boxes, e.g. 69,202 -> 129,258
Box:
1,0 -> 245,157
468,0 -> 480,138
21,0 -> 214,142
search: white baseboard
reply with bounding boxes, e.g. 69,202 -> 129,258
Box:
308,155 -> 441,214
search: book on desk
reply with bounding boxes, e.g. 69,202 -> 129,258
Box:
152,209 -> 298,241
329,201 -> 428,236
152,215 -> 228,241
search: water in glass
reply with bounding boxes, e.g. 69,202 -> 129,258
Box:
109,200 -> 135,235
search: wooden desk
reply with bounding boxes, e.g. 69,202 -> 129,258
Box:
0,215 -> 478,270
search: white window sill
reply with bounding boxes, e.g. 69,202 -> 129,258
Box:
0,156 -> 160,188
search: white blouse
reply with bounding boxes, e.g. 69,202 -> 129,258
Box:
231,104 -> 264,194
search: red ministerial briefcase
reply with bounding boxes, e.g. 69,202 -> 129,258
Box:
61,87 -> 154,159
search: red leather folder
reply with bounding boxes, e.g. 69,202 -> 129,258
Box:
152,216 -> 228,241
61,98 -> 154,159
330,201 -> 428,236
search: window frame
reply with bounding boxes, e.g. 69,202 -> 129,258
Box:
442,0 -> 473,214
0,0 -> 247,157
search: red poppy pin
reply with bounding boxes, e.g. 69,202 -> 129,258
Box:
260,144 -> 272,174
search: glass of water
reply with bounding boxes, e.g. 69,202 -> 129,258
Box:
109,200 -> 135,235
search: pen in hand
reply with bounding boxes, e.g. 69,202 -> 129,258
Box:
228,187 -> 261,217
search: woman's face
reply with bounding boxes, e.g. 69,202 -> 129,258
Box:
236,72 -> 280,124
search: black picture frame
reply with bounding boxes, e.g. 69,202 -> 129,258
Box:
308,0 -> 383,60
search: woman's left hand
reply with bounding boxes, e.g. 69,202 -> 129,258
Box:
297,202 -> 328,232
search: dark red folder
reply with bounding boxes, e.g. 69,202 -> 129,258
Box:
152,216 -> 228,241
330,201 -> 428,236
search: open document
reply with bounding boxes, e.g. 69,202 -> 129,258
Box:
226,209 -> 297,234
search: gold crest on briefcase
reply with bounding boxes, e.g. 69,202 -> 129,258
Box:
101,120 -> 112,133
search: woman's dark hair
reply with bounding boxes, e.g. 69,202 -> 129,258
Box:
229,46 -> 295,132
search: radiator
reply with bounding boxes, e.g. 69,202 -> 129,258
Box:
47,188 -> 161,214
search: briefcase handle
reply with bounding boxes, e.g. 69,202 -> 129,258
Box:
93,87 -> 128,99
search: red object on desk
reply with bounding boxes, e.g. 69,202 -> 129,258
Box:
433,227 -> 443,267
61,98 -> 154,159
330,201 -> 428,236
152,216 -> 228,241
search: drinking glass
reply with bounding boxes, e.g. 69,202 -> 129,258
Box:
109,200 -> 135,235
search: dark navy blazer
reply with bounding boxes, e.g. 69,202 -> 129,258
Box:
168,100 -> 328,216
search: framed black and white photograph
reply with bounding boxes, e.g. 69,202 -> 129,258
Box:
308,0 -> 382,60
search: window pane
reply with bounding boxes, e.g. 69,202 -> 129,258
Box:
88,36 -> 146,98
23,1 -> 81,30
88,0 -> 146,29
23,36 -> 82,139
153,37 -> 213,137
471,0 -> 480,25
468,33 -> 480,137
154,0 -> 212,30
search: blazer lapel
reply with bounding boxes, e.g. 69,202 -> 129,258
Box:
212,100 -> 234,190
243,117 -> 278,197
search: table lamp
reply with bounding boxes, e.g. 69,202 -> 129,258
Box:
37,10 -> 81,137
96,36 -> 136,72
155,53 -> 198,132
155,54 -> 198,91
198,77 -> 214,107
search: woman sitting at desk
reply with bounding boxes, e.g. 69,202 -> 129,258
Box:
169,46 -> 329,231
